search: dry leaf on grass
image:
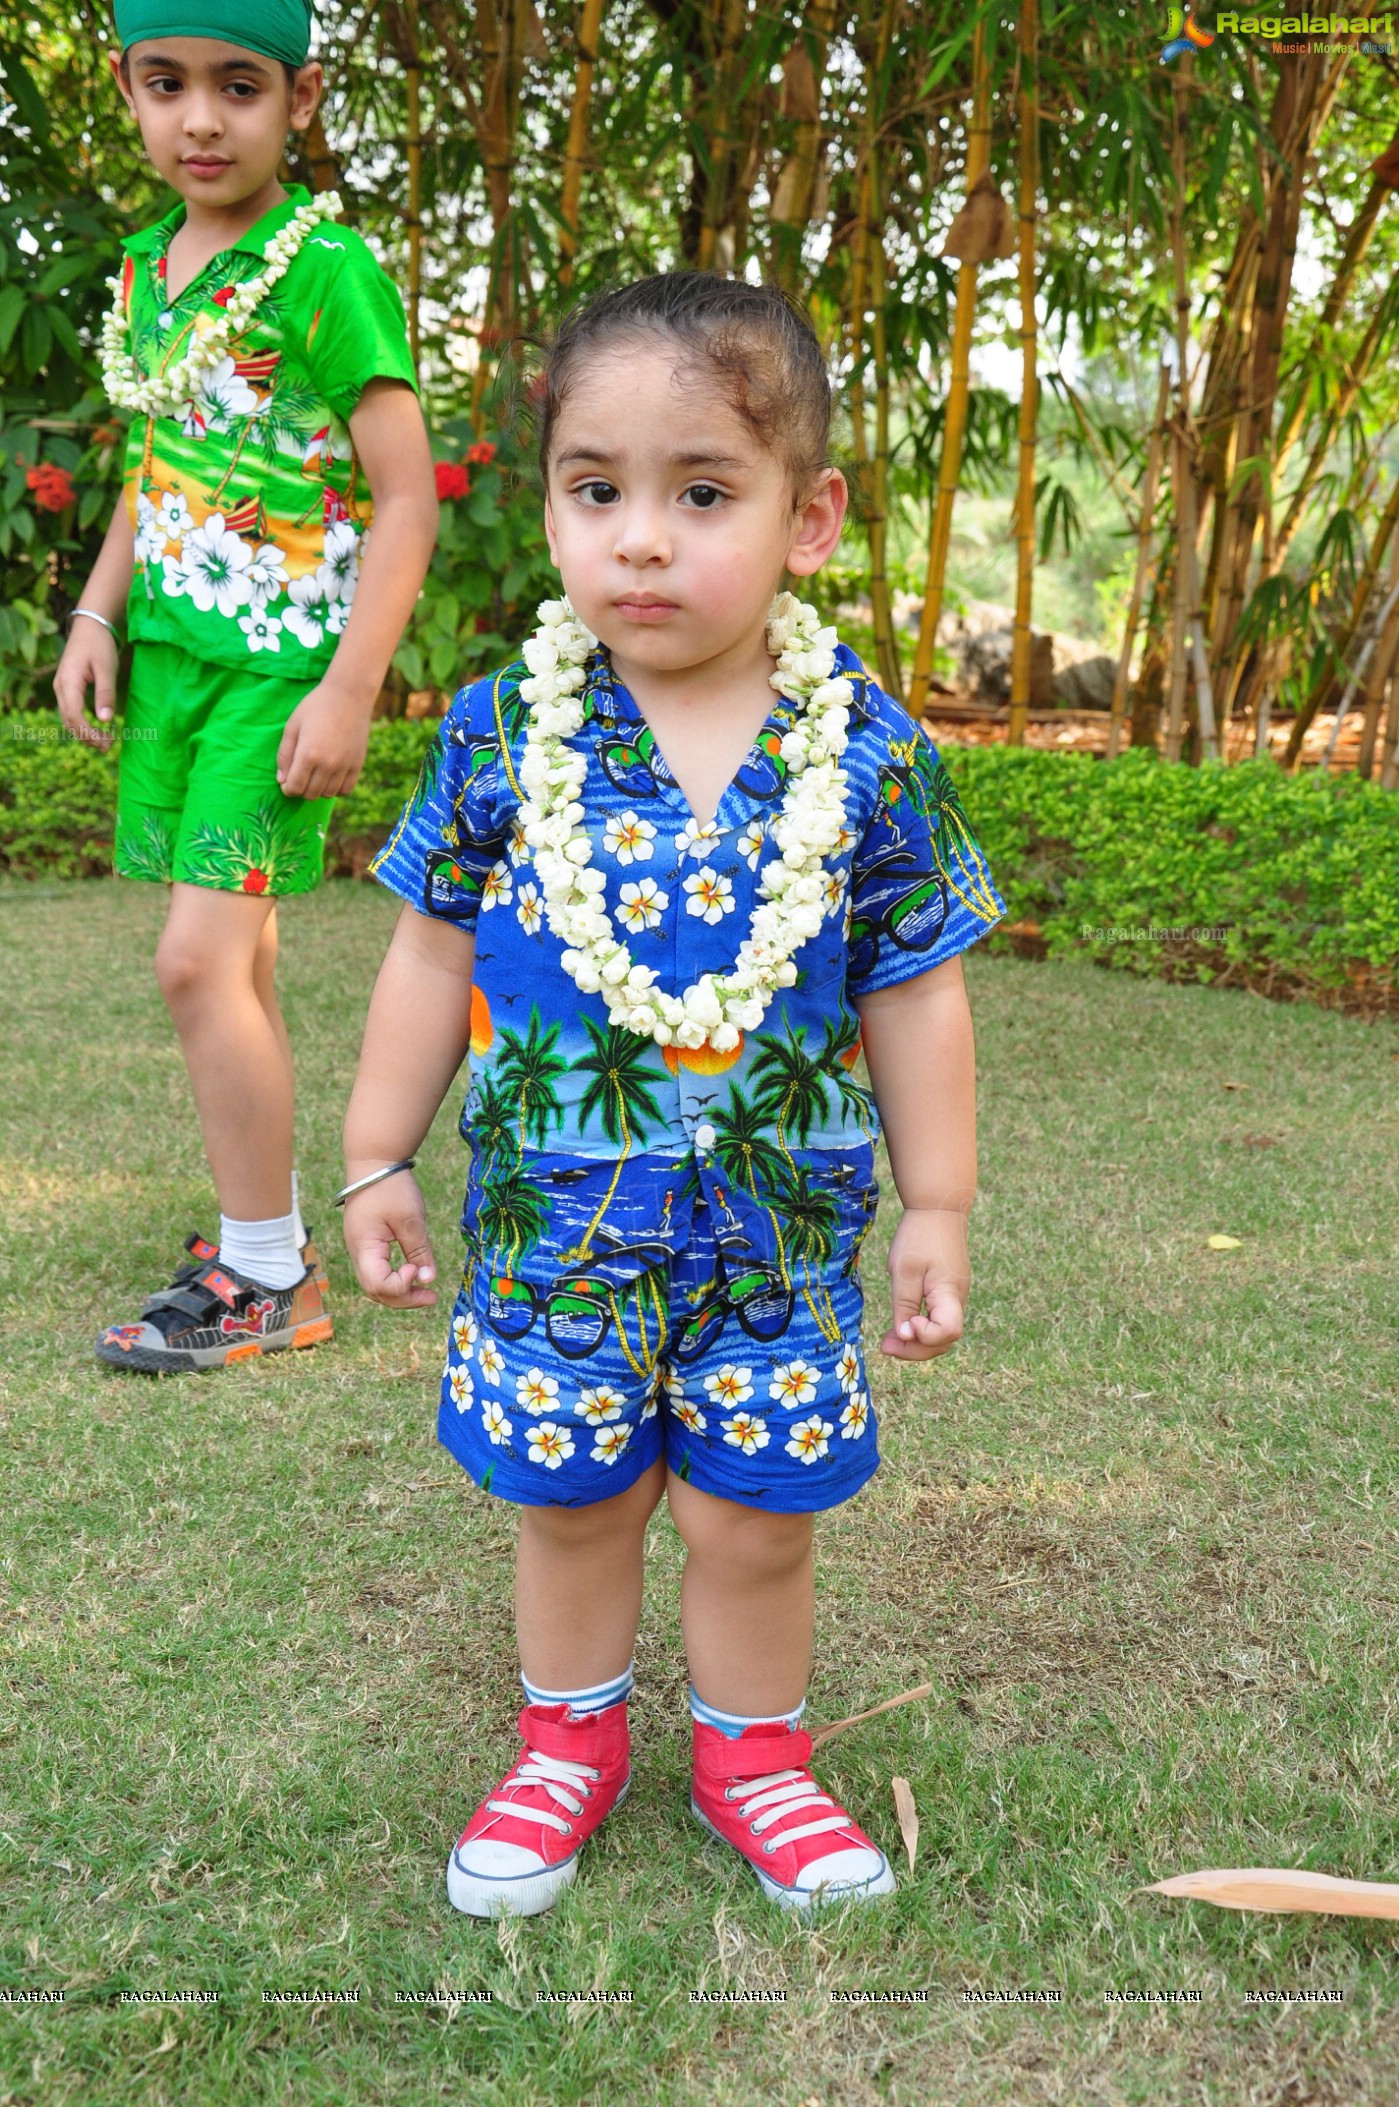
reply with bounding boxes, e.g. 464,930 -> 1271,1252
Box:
1146,1868 -> 1399,1919
892,1777 -> 919,1873
809,1682 -> 934,1750
1208,1234 -> 1244,1249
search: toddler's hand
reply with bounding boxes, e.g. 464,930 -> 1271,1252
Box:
53,623 -> 118,751
276,680 -> 373,801
878,1206 -> 970,1361
342,1174 -> 438,1307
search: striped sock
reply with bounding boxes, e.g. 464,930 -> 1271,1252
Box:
690,1687 -> 807,1741
521,1663 -> 634,1720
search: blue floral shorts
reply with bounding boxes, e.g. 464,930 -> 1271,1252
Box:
436,1152 -> 881,1513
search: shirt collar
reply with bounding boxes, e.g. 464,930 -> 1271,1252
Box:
122,184 -> 313,260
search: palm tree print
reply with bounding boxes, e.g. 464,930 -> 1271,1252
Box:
815,1019 -> 872,1135
771,1163 -> 843,1342
181,800 -> 321,894
571,1021 -> 668,1259
496,1009 -> 567,1148
712,1085 -> 789,1205
925,752 -> 1002,926
471,1073 -> 516,1170
115,811 -> 176,884
750,1028 -> 829,1154
477,1163 -> 551,1267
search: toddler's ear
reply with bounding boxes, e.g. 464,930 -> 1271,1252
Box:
785,468 -> 847,578
543,494 -> 560,566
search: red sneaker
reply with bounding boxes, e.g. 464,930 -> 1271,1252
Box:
446,1701 -> 631,1918
691,1719 -> 896,1911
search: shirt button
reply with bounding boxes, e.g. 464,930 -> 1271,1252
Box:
157,309 -> 174,330
694,1123 -> 716,1152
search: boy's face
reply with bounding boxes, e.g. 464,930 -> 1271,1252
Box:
111,38 -> 322,211
544,342 -> 846,686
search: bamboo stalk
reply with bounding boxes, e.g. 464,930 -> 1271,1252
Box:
1007,0 -> 1039,747
1324,533 -> 1399,772
1164,64 -> 1192,763
770,0 -> 838,291
558,0 -> 606,289
404,0 -> 422,367
907,18 -> 992,719
1107,367 -> 1170,762
846,0 -> 901,699
1273,297 -> 1389,565
1285,470 -> 1399,766
1356,548 -> 1399,778
1380,673 -> 1399,790
1165,430 -> 1190,763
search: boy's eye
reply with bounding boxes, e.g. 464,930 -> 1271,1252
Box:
683,484 -> 725,510
575,480 -> 619,507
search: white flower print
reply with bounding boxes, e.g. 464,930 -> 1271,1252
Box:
245,540 -> 290,608
786,1414 -> 834,1464
283,572 -> 330,649
163,514 -> 254,618
134,494 -> 165,567
721,1410 -> 769,1456
477,1341 -> 504,1386
704,1364 -> 753,1408
672,1397 -> 707,1433
603,811 -> 657,865
517,1367 -> 559,1413
447,1363 -> 473,1413
822,870 -> 845,917
675,816 -> 721,862
238,608 -> 283,653
506,817 -> 530,865
453,1312 -> 479,1357
737,818 -> 766,870
481,860 -> 513,910
154,489 -> 194,542
481,1398 -> 512,1445
769,1359 -> 818,1408
527,1420 -> 575,1470
683,867 -> 736,927
640,1379 -> 660,1421
591,1424 -> 633,1466
835,1343 -> 861,1395
840,1391 -> 870,1440
318,520 -> 361,603
617,878 -> 668,934
325,599 -> 351,637
575,1384 -> 626,1425
197,355 -> 259,427
835,822 -> 858,854
515,881 -> 543,935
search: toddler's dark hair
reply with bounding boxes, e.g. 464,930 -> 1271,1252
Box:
536,272 -> 832,502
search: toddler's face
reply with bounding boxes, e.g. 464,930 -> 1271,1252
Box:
112,38 -> 321,212
544,343 -> 844,685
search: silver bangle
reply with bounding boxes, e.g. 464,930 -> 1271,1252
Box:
70,607 -> 121,639
332,1158 -> 417,1208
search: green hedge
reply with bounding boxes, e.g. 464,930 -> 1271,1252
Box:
3,721 -> 1395,1007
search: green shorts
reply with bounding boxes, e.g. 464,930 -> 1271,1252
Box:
114,639 -> 334,896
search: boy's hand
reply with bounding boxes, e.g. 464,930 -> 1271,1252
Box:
342,1173 -> 438,1307
54,622 -> 119,750
277,680 -> 375,801
878,1207 -> 970,1360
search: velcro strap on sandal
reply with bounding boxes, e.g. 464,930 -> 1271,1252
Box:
694,1726 -> 814,1782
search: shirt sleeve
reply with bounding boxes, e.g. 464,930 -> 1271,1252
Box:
297,231 -> 419,422
369,674 -> 517,932
845,706 -> 1006,1000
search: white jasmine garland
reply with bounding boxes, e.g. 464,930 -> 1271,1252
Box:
518,591 -> 852,1050
100,192 -> 344,420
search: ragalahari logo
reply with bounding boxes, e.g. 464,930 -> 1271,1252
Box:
1162,4 -> 1218,59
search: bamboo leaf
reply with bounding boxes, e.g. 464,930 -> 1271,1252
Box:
1147,1869 -> 1399,1919
892,1777 -> 919,1873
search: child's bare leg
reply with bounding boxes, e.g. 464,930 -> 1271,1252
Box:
666,1476 -> 813,1713
515,1455 -> 667,1688
154,882 -> 294,1220
251,905 -> 295,1080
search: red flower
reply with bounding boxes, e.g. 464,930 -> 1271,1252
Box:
26,463 -> 76,513
242,869 -> 270,895
211,286 -> 237,308
435,461 -> 471,501
465,440 -> 497,466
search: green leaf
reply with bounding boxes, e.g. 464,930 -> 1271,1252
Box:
0,285 -> 27,358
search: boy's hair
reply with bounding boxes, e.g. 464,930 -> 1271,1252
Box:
117,49 -> 300,89
536,272 -> 833,502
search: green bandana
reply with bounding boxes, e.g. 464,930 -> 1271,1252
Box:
114,0 -> 313,67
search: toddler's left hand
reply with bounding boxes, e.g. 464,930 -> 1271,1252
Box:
878,1207 -> 970,1360
277,681 -> 374,801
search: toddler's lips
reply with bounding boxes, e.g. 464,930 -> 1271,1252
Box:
184,158 -> 233,178
615,598 -> 679,624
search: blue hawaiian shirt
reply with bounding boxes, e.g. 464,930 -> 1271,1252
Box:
370,645 -> 1006,1290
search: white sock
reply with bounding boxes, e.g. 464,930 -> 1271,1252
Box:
218,1209 -> 304,1290
291,1168 -> 307,1251
521,1663 -> 634,1720
690,1687 -> 806,1739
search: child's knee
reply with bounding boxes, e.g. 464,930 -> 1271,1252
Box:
668,1480 -> 813,1580
520,1458 -> 666,1547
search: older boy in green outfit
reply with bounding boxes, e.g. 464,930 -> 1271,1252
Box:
54,0 -> 437,1370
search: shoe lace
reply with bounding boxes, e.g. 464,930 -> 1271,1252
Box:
724,1768 -> 854,1855
486,1750 -> 600,1837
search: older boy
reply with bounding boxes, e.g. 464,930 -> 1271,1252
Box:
54,0 -> 437,1369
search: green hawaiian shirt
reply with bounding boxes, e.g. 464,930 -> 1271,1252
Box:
117,185 -> 419,681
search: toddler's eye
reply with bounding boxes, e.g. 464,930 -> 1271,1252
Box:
683,484 -> 725,510
576,480 -> 619,507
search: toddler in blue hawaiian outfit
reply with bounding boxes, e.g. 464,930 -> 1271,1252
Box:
344,273 -> 1005,1919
